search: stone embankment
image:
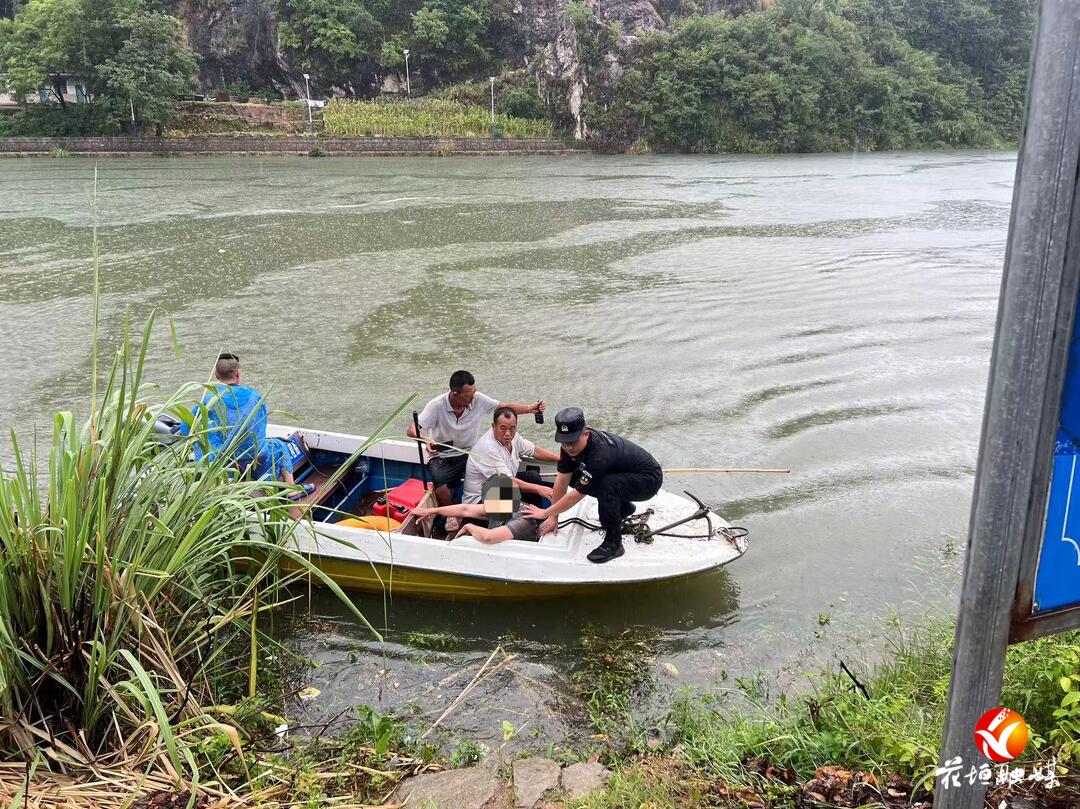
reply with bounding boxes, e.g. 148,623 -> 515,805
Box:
0,136 -> 582,157
392,756 -> 610,808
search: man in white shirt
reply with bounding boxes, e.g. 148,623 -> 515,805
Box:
463,408 -> 561,505
407,370 -> 545,514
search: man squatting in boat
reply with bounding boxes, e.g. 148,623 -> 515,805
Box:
405,370 -> 545,533
523,407 -> 664,563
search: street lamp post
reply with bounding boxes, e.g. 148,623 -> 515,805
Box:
403,49 -> 411,98
303,72 -> 313,133
489,76 -> 495,139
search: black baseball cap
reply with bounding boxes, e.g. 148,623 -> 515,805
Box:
554,407 -> 586,443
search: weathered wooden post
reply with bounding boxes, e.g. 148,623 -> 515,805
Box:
937,2 -> 1080,807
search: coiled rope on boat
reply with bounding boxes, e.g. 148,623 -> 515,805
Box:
557,508 -> 749,544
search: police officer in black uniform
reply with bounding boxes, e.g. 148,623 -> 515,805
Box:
522,407 -> 663,563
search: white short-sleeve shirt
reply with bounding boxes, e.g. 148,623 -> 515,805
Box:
417,391 -> 500,457
462,428 -> 536,504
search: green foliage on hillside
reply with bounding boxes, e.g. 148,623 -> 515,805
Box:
0,0 -> 1034,150
579,0 -> 1033,152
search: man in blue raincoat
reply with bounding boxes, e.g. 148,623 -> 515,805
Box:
183,352 -> 296,486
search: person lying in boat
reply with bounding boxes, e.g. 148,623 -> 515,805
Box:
181,352 -> 296,486
413,474 -> 538,544
407,369 -> 545,525
462,407 -> 560,508
522,407 -> 663,564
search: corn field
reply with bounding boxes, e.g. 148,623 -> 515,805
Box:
324,98 -> 554,138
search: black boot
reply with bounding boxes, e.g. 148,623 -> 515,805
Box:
587,528 -> 625,563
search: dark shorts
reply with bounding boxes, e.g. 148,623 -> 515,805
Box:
489,515 -> 540,542
430,453 -> 468,490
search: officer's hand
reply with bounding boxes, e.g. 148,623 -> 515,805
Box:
538,516 -> 559,537
426,441 -> 440,456
539,486 -> 554,501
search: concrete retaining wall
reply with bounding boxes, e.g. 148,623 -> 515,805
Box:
0,135 -> 582,157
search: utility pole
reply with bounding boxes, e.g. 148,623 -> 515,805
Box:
489,76 -> 496,138
303,73 -> 313,133
936,2 -> 1080,806
403,49 -> 411,98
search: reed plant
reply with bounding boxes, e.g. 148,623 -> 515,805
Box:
323,97 -> 554,138
0,314 -> 409,780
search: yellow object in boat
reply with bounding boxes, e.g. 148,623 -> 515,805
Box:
338,516 -> 403,532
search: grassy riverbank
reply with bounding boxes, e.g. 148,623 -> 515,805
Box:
566,619 -> 1080,807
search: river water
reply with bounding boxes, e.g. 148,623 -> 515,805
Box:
0,151 -> 1015,748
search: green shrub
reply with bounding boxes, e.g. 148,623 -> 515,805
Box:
500,87 -> 546,120
0,102 -> 124,136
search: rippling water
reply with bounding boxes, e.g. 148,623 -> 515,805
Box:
0,151 -> 1015,746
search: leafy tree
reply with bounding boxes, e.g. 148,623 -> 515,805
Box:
409,0 -> 493,81
98,11 -> 198,129
274,0 -> 386,94
0,0 -> 83,105
0,0 -> 195,131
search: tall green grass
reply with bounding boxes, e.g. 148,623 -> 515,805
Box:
323,98 -> 554,138
0,315 -> 407,775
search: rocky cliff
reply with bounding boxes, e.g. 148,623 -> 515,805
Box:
170,0 -> 724,136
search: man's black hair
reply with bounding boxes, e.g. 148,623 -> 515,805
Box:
218,352 -> 239,362
449,370 -> 475,391
492,406 -> 517,424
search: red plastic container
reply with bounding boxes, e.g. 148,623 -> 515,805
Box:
373,478 -> 428,520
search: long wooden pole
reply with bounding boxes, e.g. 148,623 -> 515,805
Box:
662,467 -> 790,474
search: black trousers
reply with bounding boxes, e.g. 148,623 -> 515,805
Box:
591,469 -> 663,532
516,467 -> 550,508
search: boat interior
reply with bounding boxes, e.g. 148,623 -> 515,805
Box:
281,431 -> 554,540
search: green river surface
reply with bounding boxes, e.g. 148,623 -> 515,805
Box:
0,151 -> 1016,749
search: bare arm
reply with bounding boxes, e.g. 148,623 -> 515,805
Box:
523,471 -> 574,535
545,488 -> 586,518
413,503 -> 486,519
529,446 -> 561,463
511,476 -> 553,498
498,399 -> 544,415
456,522 -> 514,544
406,422 -> 440,454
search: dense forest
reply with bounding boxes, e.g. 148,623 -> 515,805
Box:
0,0 -> 1036,152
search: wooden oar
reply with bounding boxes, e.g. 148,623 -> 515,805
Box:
662,467 -> 790,474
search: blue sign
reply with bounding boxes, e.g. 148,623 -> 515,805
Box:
1035,297 -> 1080,613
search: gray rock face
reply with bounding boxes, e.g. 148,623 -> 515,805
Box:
560,762 -> 610,800
392,765 -> 502,809
512,757 -> 561,808
174,0 -> 297,94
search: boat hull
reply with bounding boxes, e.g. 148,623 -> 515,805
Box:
265,424 -> 749,600
280,552 -> 719,598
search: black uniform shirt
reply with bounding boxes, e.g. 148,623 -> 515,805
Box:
557,430 -> 661,494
